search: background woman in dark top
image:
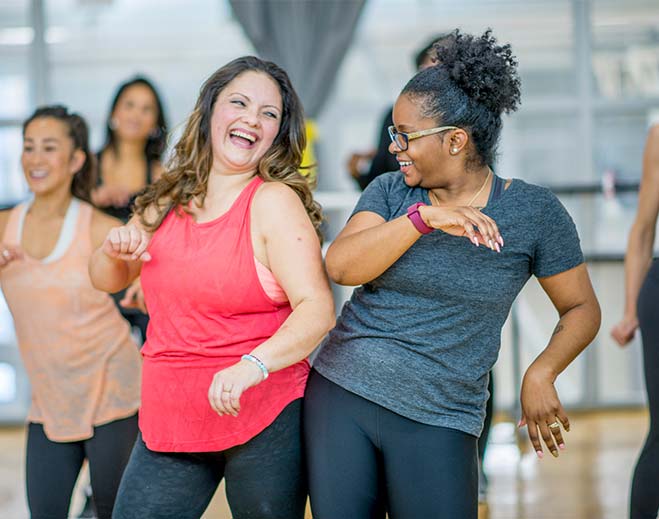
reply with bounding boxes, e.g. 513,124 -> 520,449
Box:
92,76 -> 168,340
305,30 -> 601,519
93,76 -> 167,221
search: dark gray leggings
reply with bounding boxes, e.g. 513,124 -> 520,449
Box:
304,370 -> 478,519
26,414 -> 138,519
631,259 -> 659,519
112,399 -> 306,519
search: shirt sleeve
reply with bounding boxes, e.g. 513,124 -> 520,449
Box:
350,173 -> 395,222
532,192 -> 585,278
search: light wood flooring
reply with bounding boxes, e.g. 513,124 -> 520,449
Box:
0,410 -> 649,519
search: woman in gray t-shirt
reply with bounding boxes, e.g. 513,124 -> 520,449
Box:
305,30 -> 601,519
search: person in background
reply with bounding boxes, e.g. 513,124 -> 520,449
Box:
347,35 -> 448,191
305,30 -> 601,518
0,105 -> 141,519
89,56 -> 334,519
611,124 -> 659,519
92,76 -> 168,341
348,30 -> 496,503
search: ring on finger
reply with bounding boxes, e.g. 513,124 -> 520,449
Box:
548,421 -> 561,430
2,249 -> 10,259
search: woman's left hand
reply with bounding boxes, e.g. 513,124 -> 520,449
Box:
119,278 -> 147,313
519,366 -> 570,459
208,359 -> 265,417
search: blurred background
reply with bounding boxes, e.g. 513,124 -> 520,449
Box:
1,0 -> 659,517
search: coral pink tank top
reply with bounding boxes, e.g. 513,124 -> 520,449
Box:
139,176 -> 309,452
0,200 -> 141,442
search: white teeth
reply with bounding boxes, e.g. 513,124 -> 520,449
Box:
399,161 -> 413,167
230,130 -> 256,143
30,170 -> 48,179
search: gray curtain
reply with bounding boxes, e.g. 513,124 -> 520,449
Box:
229,0 -> 366,118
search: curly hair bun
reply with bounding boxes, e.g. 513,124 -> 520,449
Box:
433,29 -> 521,115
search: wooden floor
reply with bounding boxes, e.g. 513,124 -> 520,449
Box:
0,410 -> 649,519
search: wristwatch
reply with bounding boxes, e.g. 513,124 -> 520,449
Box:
406,202 -> 434,235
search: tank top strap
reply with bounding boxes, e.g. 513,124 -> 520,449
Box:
2,203 -> 27,246
75,201 -> 94,253
487,173 -> 506,204
95,151 -> 104,187
229,175 -> 264,223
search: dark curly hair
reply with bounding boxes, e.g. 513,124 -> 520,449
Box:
402,29 -> 521,170
23,105 -> 95,203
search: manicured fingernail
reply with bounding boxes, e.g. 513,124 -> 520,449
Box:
495,243 -> 501,253
536,451 -> 544,459
551,450 -> 558,458
517,420 -> 523,427
488,239 -> 494,249
559,443 -> 566,450
498,235 -> 504,246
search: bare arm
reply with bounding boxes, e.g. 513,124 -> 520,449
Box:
208,182 -> 335,416
326,205 -> 502,286
88,211 -> 152,293
520,263 -> 601,458
612,125 -> 659,345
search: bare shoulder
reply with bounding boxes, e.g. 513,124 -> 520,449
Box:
253,181 -> 305,217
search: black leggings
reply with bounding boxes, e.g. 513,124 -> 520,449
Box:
479,372 -> 494,465
112,399 -> 306,519
304,370 -> 478,519
631,259 -> 659,519
26,414 -> 138,519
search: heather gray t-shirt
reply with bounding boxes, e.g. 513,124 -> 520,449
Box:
313,172 -> 584,437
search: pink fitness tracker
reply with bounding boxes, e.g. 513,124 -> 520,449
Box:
406,202 -> 434,235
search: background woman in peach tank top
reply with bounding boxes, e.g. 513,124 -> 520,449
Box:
0,106 -> 141,519
89,57 -> 335,519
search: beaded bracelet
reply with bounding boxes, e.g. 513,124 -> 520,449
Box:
241,354 -> 269,381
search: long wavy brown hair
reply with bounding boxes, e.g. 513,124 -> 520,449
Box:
134,56 -> 322,238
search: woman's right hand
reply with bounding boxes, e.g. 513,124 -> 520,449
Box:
0,244 -> 23,269
611,315 -> 639,347
419,205 -> 503,252
101,224 -> 152,262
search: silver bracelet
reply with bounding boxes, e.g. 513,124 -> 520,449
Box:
241,354 -> 269,381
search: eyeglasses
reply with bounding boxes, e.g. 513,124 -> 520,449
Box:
387,125 -> 458,152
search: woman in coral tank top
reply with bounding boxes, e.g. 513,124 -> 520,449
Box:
89,56 -> 335,519
0,106 -> 142,519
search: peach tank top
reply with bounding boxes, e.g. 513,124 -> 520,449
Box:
0,199 -> 142,442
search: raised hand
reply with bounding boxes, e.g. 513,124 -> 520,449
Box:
421,205 -> 503,252
102,224 -> 152,262
0,244 -> 23,269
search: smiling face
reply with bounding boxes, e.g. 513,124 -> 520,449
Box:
209,70 -> 283,176
111,83 -> 160,142
21,117 -> 84,198
389,94 -> 452,188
